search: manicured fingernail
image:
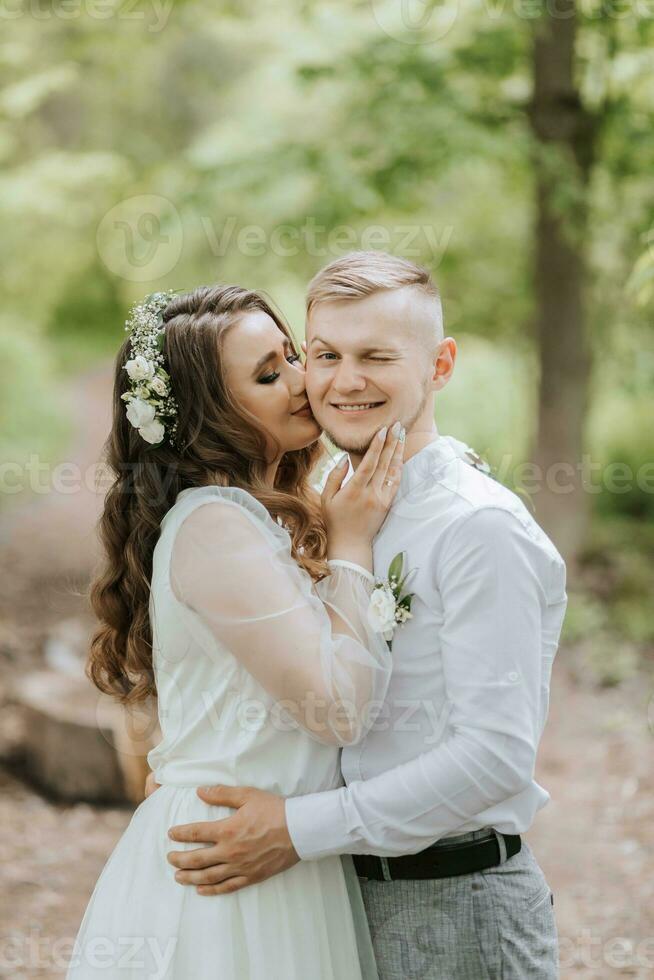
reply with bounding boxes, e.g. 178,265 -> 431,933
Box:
391,421 -> 401,438
377,426 -> 388,441
399,427 -> 406,443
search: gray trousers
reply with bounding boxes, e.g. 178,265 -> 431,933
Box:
358,828 -> 559,979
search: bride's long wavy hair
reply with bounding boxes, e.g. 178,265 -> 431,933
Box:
88,285 -> 328,705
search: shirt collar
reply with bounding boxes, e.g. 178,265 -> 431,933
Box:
397,433 -> 476,495
341,434 -> 471,491
314,434 -> 474,497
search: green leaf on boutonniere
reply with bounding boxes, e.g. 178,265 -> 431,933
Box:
388,552 -> 404,589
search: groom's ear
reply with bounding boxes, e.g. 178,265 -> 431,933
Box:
301,340 -> 307,354
432,337 -> 457,390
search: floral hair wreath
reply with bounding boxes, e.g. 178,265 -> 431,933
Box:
121,290 -> 180,447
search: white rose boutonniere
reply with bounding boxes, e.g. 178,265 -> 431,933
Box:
368,586 -> 397,638
368,551 -> 416,649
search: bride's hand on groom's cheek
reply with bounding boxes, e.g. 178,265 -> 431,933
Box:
166,785 -> 299,895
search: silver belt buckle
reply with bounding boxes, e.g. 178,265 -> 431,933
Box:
492,829 -> 508,864
379,856 -> 393,881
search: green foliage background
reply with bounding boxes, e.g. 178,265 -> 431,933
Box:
0,0 -> 652,675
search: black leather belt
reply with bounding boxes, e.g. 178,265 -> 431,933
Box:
352,831 -> 521,881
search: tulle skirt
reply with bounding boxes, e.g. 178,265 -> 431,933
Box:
66,785 -> 378,979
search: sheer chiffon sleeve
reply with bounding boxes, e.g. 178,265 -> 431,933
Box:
169,492 -> 392,746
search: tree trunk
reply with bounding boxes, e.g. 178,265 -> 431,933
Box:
529,2 -> 597,568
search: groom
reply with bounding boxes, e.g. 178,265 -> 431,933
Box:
166,251 -> 567,978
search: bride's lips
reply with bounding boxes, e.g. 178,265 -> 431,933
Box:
291,402 -> 314,418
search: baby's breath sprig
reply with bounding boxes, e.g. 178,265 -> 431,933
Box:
120,291 -> 180,447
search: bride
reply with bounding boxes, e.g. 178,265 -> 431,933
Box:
67,284 -> 405,979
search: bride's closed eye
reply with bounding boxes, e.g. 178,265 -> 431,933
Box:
258,353 -> 301,385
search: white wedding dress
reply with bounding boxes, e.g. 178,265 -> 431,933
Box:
67,485 -> 391,980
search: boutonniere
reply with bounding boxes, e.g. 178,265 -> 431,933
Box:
367,552 -> 416,649
464,448 -> 497,480
464,445 -> 536,512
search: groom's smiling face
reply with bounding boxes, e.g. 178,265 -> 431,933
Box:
304,285 -> 447,456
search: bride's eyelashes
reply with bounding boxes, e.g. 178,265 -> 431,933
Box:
258,353 -> 301,385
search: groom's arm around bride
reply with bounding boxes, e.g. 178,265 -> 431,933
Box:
167,251 -> 567,978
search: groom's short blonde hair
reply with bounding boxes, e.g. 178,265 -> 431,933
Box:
306,250 -> 440,314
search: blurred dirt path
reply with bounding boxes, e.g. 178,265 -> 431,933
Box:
530,662 -> 654,978
0,364 -> 652,978
0,362 -> 113,670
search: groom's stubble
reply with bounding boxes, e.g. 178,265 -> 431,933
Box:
320,370 -> 433,464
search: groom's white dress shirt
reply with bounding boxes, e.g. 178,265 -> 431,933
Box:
285,435 -> 568,859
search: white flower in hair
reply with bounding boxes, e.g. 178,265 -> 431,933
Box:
125,397 -> 156,430
125,355 -> 156,382
139,419 -> 166,445
122,290 -> 180,447
150,375 -> 168,396
125,398 -> 165,444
